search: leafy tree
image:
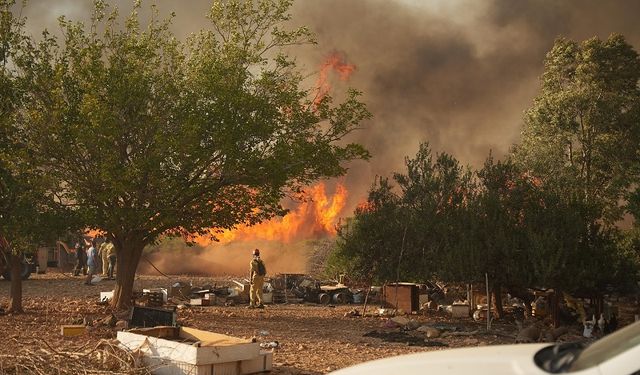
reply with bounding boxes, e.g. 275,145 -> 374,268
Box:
330,143 -> 476,285
514,34 -> 640,224
393,143 -> 474,282
0,0 -> 71,313
14,0 -> 370,308
327,177 -> 405,284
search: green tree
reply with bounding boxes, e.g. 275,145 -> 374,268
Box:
329,143 -> 476,285
14,0 -> 370,308
327,177 -> 405,284
515,34 -> 640,224
393,143 -> 474,282
1,0 -> 71,313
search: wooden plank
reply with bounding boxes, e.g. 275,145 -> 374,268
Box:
180,327 -> 252,346
128,326 -> 179,339
180,328 -> 260,365
60,325 -> 85,337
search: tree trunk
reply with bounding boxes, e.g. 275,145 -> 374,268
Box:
493,283 -> 503,319
111,237 -> 145,310
8,253 -> 23,313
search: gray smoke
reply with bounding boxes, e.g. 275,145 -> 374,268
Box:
17,0 -> 640,210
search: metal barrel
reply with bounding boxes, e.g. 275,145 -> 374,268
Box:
332,292 -> 347,304
318,293 -> 330,304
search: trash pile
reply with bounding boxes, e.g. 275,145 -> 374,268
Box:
96,274 -> 370,311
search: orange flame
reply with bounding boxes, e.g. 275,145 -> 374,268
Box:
194,182 -> 348,246
314,52 -> 356,106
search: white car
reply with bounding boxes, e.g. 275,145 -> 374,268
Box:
331,321 -> 640,374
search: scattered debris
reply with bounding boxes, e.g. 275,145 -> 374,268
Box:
363,330 -> 448,347
344,308 -> 361,317
260,341 -> 280,349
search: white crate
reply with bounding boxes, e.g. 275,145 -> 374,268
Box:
117,327 -> 270,375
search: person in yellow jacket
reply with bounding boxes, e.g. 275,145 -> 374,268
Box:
98,238 -> 110,277
104,238 -> 116,280
249,248 -> 266,309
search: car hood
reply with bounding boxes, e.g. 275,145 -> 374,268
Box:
331,343 -> 551,375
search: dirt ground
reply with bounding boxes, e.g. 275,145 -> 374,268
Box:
0,271 -> 596,374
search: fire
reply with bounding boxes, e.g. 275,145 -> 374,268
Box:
314,52 -> 356,106
194,182 -> 348,247
309,183 -> 347,234
190,54 -> 356,247
85,229 -> 105,238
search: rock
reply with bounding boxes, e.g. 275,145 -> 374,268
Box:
516,325 -> 541,343
382,319 -> 401,329
391,316 -> 410,326
404,320 -> 421,331
417,325 -> 441,338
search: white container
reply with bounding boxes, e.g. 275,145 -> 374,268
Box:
117,327 -> 267,375
100,291 -> 114,302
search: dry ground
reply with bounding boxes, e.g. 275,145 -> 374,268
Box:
0,271 -> 581,374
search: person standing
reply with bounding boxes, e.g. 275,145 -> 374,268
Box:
248,248 -> 266,309
85,239 -> 98,286
72,240 -> 87,276
104,238 -> 117,280
98,237 -> 110,277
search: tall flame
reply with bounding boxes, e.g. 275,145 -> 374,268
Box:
194,182 -> 348,247
314,52 -> 356,106
191,54 -> 356,247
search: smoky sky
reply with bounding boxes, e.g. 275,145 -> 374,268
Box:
17,0 -> 640,208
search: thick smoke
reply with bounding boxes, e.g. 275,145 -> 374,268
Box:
289,0 -> 640,206
17,1 -> 640,275
139,240 -> 310,277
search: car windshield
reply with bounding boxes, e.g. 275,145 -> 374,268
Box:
569,321 -> 640,371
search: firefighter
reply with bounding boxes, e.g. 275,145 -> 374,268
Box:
99,237 -> 110,277
248,248 -> 266,309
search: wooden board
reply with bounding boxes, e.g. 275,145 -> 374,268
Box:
60,325 -> 85,337
128,326 -> 180,339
